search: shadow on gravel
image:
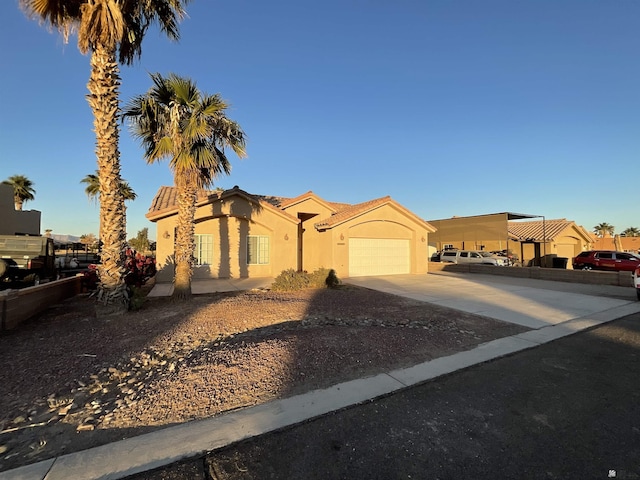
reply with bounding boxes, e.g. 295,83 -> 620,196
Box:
0,284 -> 527,475
134,313 -> 640,480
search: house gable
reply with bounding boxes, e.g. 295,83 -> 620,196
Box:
315,196 -> 436,233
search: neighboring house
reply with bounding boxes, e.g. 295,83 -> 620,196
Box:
0,183 -> 40,235
427,213 -> 593,267
508,219 -> 593,267
590,233 -> 640,255
147,186 -> 436,282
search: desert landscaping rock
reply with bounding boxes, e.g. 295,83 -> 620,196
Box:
0,284 -> 527,472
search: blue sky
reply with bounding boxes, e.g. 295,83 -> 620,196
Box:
1,0 -> 638,240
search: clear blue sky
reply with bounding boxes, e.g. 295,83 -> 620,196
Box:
1,0 -> 638,240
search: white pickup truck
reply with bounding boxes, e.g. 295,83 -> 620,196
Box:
440,250 -> 509,266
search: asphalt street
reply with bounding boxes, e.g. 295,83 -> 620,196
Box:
130,311 -> 640,480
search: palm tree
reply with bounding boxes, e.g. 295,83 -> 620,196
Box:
123,73 -> 247,300
81,171 -> 137,203
621,227 -> 640,237
3,175 -> 35,211
593,222 -> 614,238
82,172 -> 136,249
20,0 -> 189,311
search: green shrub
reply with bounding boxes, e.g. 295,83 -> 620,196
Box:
271,269 -> 309,291
128,286 -> 147,311
271,268 -> 341,291
324,268 -> 341,288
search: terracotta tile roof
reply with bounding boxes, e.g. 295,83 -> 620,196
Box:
253,195 -> 289,208
147,185 -> 177,214
591,235 -> 640,253
146,186 -> 224,220
507,218 -> 579,242
147,186 -> 435,232
147,186 -> 278,220
147,187 -> 359,220
621,237 -> 640,252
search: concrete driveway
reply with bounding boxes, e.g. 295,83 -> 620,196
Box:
345,271 -> 640,329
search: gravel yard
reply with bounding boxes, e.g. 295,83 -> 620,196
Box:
0,283 -> 528,472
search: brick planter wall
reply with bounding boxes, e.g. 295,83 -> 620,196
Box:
0,276 -> 83,331
428,262 -> 634,287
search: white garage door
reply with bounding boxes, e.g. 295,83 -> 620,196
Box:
349,238 -> 410,277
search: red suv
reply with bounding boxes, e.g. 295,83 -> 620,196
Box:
572,250 -> 640,272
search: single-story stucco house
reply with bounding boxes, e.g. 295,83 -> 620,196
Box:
147,186 -> 436,282
590,233 -> 640,255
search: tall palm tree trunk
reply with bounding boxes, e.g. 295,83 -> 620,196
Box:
86,44 -> 128,310
173,172 -> 197,300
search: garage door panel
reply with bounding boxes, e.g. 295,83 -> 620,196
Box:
349,238 -> 410,277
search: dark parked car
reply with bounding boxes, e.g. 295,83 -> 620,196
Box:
572,250 -> 640,272
0,235 -> 57,287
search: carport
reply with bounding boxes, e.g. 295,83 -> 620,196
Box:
428,212 -> 547,265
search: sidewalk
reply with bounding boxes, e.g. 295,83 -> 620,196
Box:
2,274 -> 639,480
146,277 -> 274,297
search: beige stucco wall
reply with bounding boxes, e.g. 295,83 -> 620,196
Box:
281,197 -> 335,273
281,197 -> 335,220
428,214 -> 511,252
553,235 -> 586,268
153,195 -> 298,281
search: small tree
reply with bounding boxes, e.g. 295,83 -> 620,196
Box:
80,233 -> 98,251
128,228 -> 151,253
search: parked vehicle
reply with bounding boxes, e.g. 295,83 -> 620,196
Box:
571,250 -> 640,272
633,265 -> 640,301
0,235 -> 57,287
440,250 -> 510,266
490,250 -> 519,266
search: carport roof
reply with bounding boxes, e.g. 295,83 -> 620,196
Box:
502,212 -> 542,220
429,212 -> 542,222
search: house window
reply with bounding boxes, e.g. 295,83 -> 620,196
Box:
443,244 -> 454,250
247,235 -> 270,265
194,234 -> 213,266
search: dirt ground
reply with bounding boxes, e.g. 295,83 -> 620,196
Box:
0,282 -> 528,473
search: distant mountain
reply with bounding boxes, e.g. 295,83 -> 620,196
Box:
51,234 -> 81,244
